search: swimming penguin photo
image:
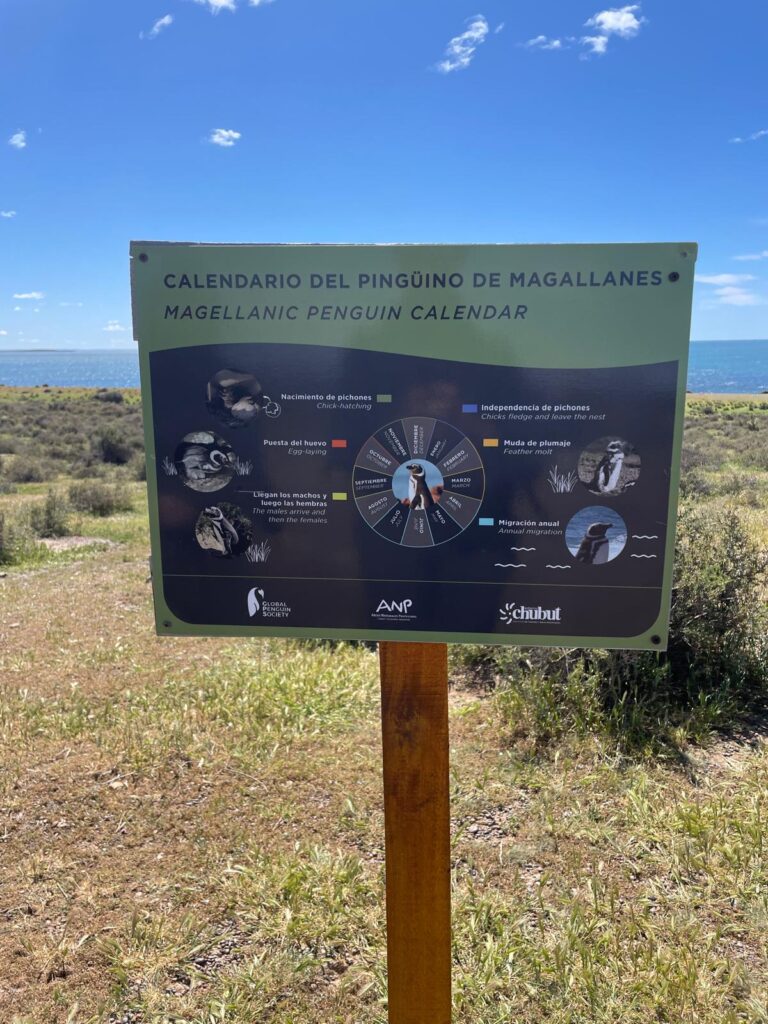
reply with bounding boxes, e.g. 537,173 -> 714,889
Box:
206,369 -> 281,428
174,430 -> 236,492
575,522 -> 612,564
406,463 -> 436,510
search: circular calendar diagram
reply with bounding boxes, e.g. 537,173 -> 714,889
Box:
353,417 -> 485,546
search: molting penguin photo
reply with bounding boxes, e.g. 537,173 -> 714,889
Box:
174,431 -> 236,492
194,502 -> 253,558
578,436 -> 641,495
206,368 -> 281,428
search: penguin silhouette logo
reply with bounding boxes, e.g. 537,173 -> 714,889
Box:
247,587 -> 265,617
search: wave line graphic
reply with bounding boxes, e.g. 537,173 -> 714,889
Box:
546,564 -> 572,569
494,563 -> 526,568
632,534 -> 659,540
630,553 -> 657,559
510,546 -> 536,551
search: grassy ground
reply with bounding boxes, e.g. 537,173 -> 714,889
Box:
1,393 -> 767,1023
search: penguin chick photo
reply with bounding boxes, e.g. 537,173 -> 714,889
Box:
206,369 -> 266,428
406,463 -> 435,510
575,522 -> 612,564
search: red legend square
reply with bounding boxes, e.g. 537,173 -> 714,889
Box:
331,439 -> 347,448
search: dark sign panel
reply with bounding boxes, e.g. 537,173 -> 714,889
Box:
131,243 -> 696,648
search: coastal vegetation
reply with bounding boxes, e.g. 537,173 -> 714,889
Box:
1,387 -> 767,1023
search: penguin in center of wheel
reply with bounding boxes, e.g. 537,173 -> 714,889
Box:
406,463 -> 435,510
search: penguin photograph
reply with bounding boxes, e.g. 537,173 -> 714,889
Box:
206,368 -> 281,428
173,430 -> 236,492
194,503 -> 253,558
578,437 -> 640,495
406,463 -> 436,510
565,506 -> 628,564
391,460 -> 444,509
574,522 -> 612,564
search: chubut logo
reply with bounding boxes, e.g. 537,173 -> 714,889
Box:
500,602 -> 561,625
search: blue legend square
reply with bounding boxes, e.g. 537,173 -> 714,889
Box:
479,518 -> 495,527
462,403 -> 478,413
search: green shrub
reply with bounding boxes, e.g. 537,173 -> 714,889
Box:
2,457 -> 52,483
68,480 -> 133,517
129,453 -> 147,481
93,427 -> 133,465
481,503 -> 768,753
29,489 -> 71,538
0,510 -> 42,565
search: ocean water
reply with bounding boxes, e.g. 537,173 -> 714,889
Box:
1,341 -> 767,392
0,349 -> 140,388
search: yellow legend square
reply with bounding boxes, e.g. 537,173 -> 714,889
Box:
483,438 -> 500,448
332,492 -> 348,501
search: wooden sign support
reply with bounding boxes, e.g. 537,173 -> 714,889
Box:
379,641 -> 452,1024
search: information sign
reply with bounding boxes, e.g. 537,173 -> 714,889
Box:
131,242 -> 696,648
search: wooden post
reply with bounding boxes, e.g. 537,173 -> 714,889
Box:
379,641 -> 452,1024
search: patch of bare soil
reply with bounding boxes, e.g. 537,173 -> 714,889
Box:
688,712 -> 768,781
39,536 -> 117,553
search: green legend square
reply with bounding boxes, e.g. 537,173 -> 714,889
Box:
376,394 -> 392,403
332,492 -> 348,501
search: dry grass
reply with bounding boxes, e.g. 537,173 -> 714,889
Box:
1,392 -> 768,1022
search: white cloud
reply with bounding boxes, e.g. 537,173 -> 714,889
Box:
695,273 -> 756,286
696,273 -> 763,307
209,128 -> 242,147
436,15 -> 490,73
525,34 -> 564,50
730,128 -> 768,144
585,4 -> 645,38
733,251 -> 768,262
712,286 -> 762,307
0,210 -> 16,219
494,22 -> 505,34
103,320 -> 127,332
59,301 -> 84,307
13,307 -> 22,312
194,0 -> 237,12
249,0 -> 275,6
581,34 -> 609,54
0,330 -> 7,336
141,14 -> 173,39
13,291 -> 44,300
8,130 -> 27,150
580,4 -> 645,56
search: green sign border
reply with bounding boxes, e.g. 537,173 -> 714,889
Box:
131,241 -> 697,650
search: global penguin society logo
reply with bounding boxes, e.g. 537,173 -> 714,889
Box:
500,602 -> 562,625
247,587 -> 265,616
247,587 -> 291,621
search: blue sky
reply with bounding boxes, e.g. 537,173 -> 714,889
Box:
1,0 -> 766,348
